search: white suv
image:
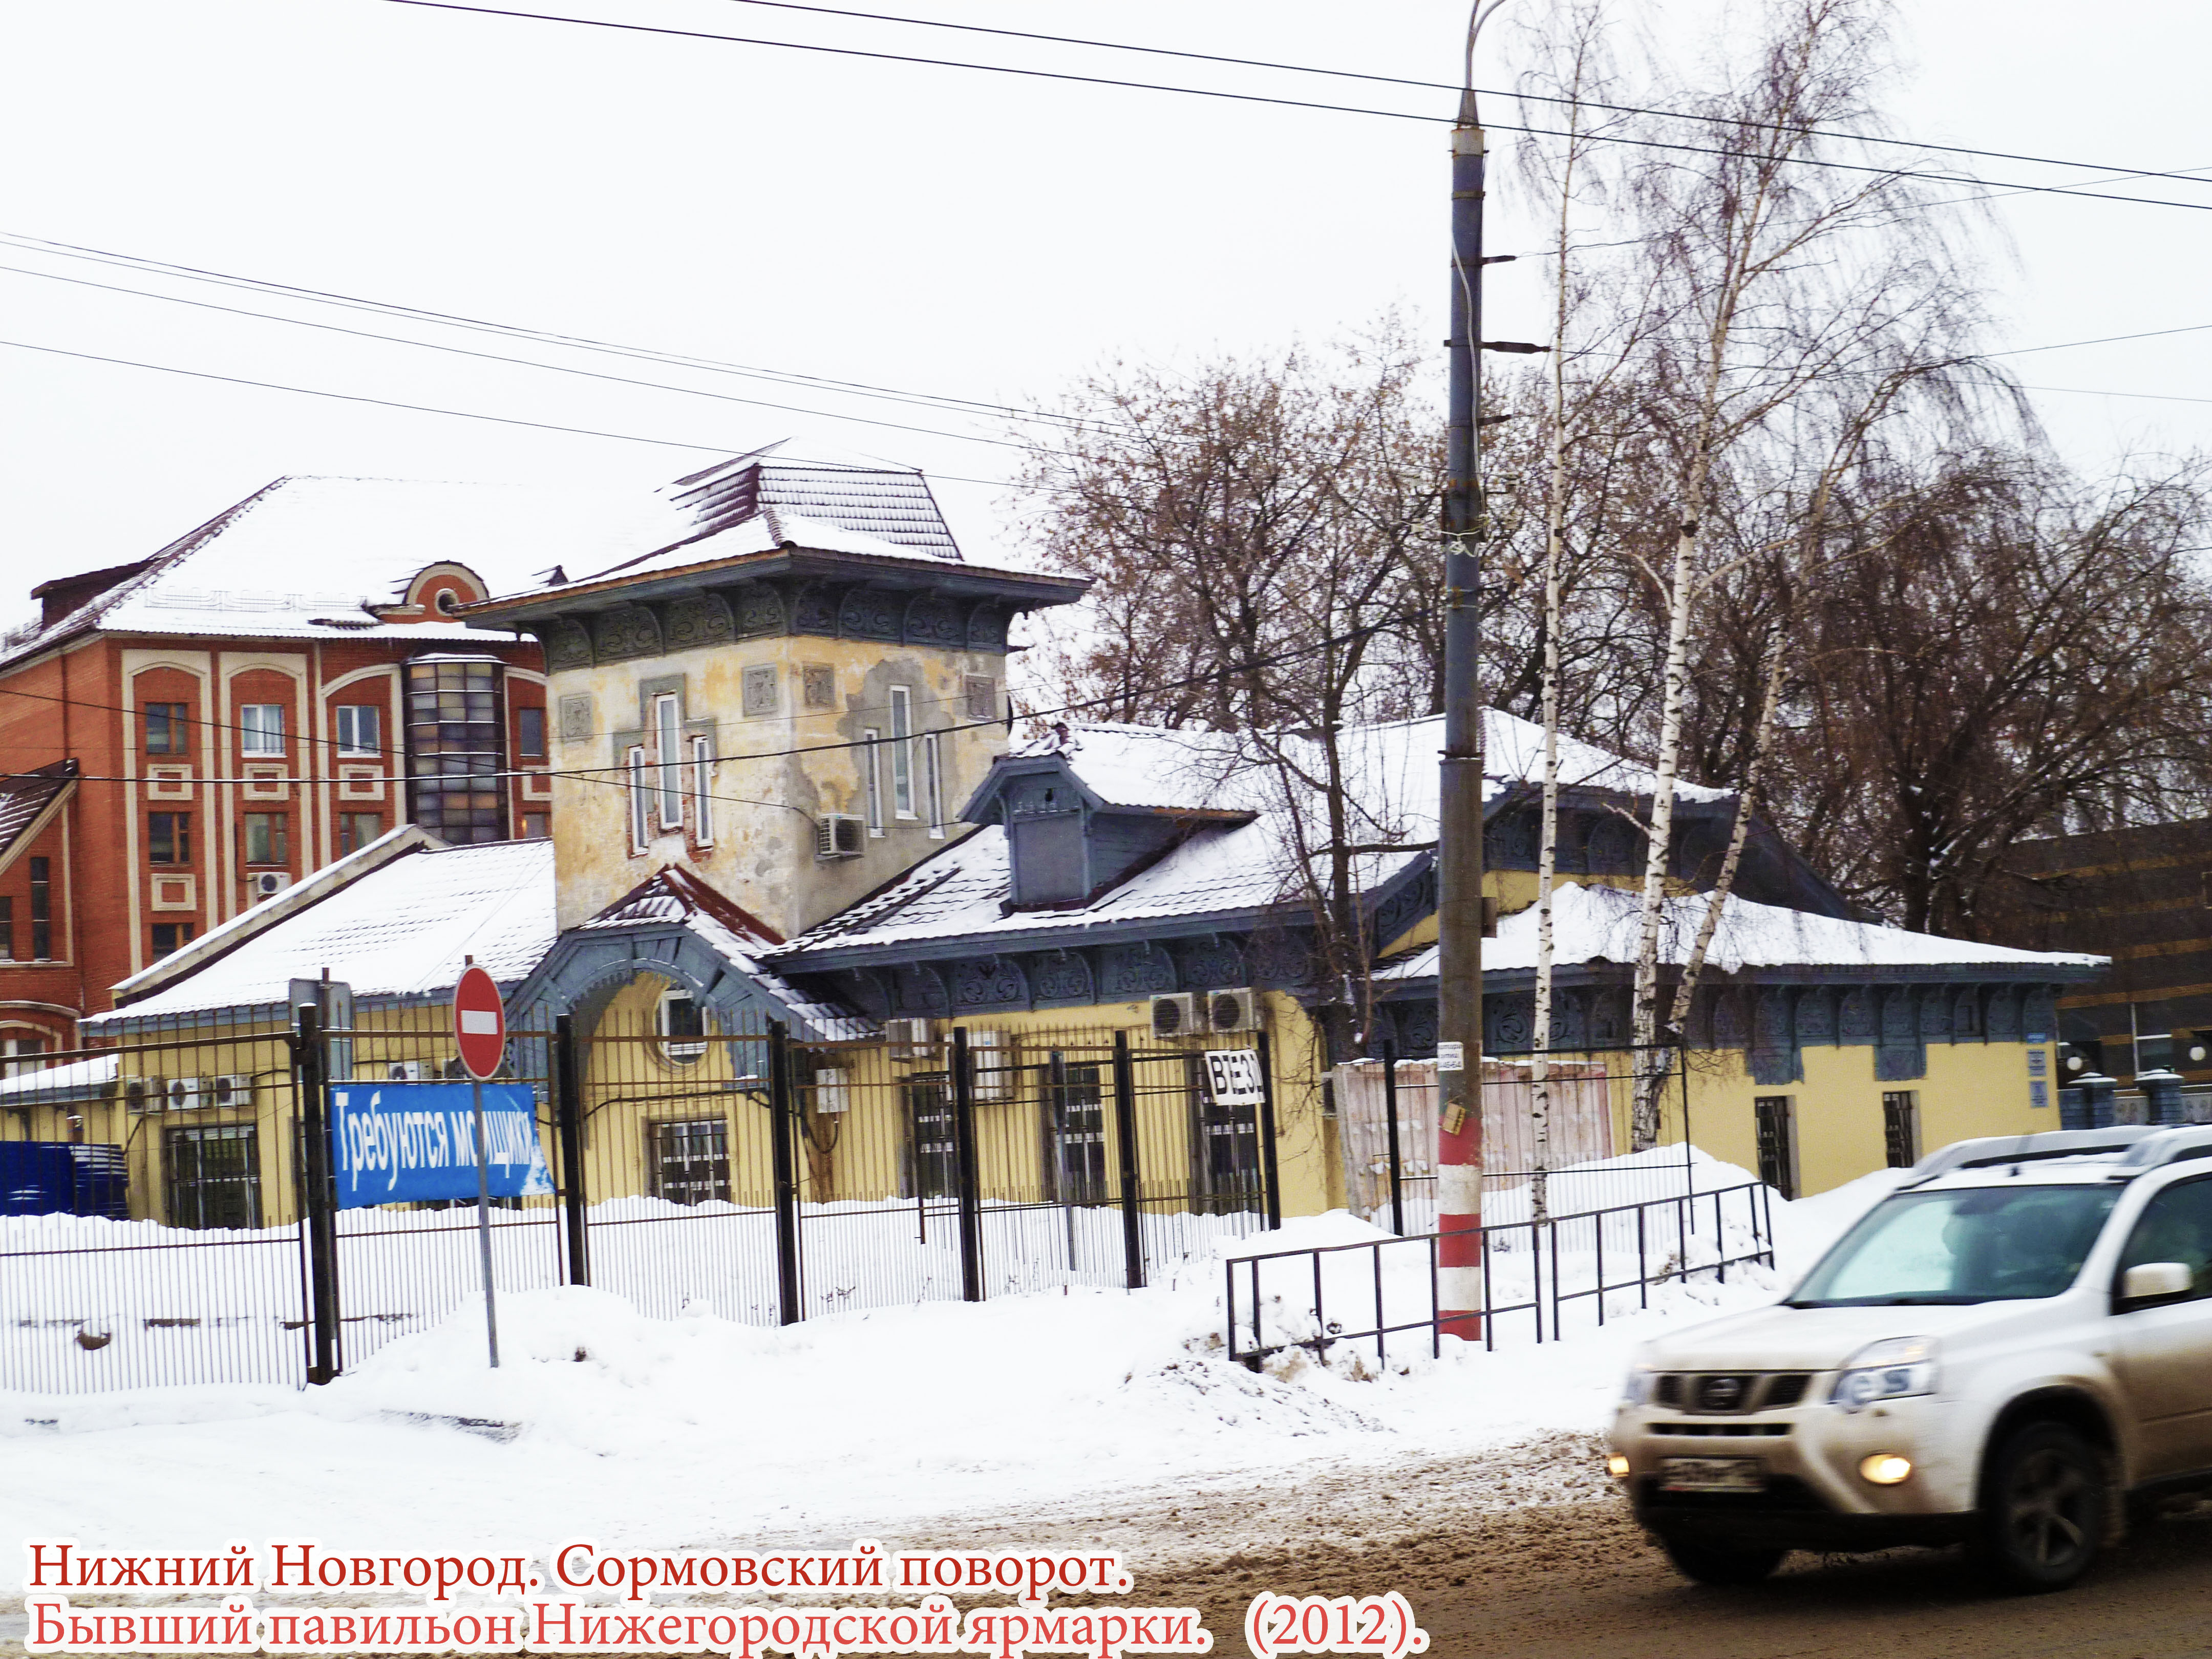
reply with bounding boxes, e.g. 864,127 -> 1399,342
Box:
1608,1124 -> 2212,1592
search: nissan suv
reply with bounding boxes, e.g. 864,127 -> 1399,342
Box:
1607,1124 -> 2212,1592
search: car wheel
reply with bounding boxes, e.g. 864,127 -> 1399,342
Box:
1659,1535 -> 1786,1586
1975,1422 -> 2108,1593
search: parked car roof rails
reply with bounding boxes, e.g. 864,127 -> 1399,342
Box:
1899,1126 -> 2162,1187
2112,1125 -> 2212,1169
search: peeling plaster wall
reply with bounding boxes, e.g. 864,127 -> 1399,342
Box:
547,635 -> 1009,937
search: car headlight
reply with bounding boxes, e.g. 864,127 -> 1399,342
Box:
1832,1337 -> 1939,1412
1620,1359 -> 1657,1406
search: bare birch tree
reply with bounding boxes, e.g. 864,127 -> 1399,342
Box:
1617,0 -> 1989,1145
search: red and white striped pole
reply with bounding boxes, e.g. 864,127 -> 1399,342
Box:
1435,1 -> 1507,1343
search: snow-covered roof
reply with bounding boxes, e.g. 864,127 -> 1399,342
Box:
1374,881 -> 2105,983
0,1053 -> 117,1101
4,442 -> 986,667
575,868 -> 876,1040
4,477 -> 696,665
666,441 -> 962,561
86,840 -> 558,1027
790,712 -> 1729,960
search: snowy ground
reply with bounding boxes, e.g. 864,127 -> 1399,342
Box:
0,1157 -> 1905,1601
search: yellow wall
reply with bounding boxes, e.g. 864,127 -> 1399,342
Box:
1669,1038 -> 2056,1197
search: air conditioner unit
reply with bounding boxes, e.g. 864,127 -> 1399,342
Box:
815,813 -> 865,860
385,1060 -> 426,1082
251,871 -> 293,899
884,1017 -> 935,1061
124,1075 -> 167,1114
812,1066 -> 852,1113
1207,988 -> 1261,1033
967,1030 -> 1014,1102
210,1074 -> 254,1109
1151,993 -> 1200,1039
165,1077 -> 205,1112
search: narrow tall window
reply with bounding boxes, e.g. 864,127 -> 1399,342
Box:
143,703 -> 188,755
338,812 -> 384,855
922,731 -> 945,837
239,704 -> 285,755
654,694 -> 684,828
148,813 -> 191,864
516,705 -> 546,759
1753,1095 -> 1797,1200
29,857 -> 50,961
333,705 -> 381,756
243,814 -> 289,866
626,746 -> 650,853
691,735 -> 715,846
1881,1091 -> 1921,1169
0,897 -> 14,959
889,686 -> 914,816
861,729 -> 884,835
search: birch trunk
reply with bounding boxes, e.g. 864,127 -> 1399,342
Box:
1672,644 -> 1787,1027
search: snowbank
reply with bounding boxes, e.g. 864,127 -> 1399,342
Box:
0,1165 -> 1898,1577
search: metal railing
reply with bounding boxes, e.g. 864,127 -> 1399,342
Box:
1224,1180 -> 1775,1370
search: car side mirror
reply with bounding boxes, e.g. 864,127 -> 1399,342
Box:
2120,1261 -> 2195,1305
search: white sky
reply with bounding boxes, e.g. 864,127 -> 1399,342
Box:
2,0 -> 2208,609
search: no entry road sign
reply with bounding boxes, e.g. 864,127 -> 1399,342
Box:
453,964 -> 506,1080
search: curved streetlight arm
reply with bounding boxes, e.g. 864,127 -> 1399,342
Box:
1462,0 -> 1516,119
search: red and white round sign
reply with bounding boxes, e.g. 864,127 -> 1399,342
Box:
453,965 -> 507,1080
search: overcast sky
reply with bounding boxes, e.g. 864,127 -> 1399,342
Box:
4,0 -> 2208,609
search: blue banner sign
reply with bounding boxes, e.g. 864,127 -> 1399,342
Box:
328,1082 -> 555,1209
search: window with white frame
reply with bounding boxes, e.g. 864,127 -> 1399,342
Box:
861,729 -> 884,835
239,704 -> 285,755
657,988 -> 706,1064
691,735 -> 714,846
626,746 -> 650,853
889,686 -> 914,816
332,705 -> 381,756
922,732 -> 945,837
654,694 -> 684,829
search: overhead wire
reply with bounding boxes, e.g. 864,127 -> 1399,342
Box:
362,0 -> 2212,214
0,261 -> 1052,455
710,0 -> 2212,190
0,337 -> 1040,492
0,229 -> 1101,436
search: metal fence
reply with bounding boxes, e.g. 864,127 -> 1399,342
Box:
1225,1180 -> 1777,1369
3,1004 -> 1282,1393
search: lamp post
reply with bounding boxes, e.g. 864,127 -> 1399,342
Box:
1436,0 -> 1513,1343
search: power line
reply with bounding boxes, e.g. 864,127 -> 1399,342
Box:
0,337 -> 733,455
0,229 -> 1097,436
0,336 -> 1038,492
362,0 -> 2212,215
712,0 -> 2212,190
0,261 -> 1050,455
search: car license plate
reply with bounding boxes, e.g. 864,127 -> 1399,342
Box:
1658,1457 -> 1764,1494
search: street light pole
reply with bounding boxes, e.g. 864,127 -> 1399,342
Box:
1436,0 -> 1509,1343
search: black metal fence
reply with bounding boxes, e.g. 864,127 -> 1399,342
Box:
3,1003 -> 1283,1393
1225,1180 -> 1776,1369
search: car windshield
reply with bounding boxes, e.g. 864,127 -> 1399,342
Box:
1788,1183 -> 2120,1308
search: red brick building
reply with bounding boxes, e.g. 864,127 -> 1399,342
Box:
0,473 -> 699,1048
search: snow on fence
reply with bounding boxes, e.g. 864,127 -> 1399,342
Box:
1,1194 -> 1264,1395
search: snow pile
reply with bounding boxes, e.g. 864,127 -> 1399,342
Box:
0,1168 -> 1898,1573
